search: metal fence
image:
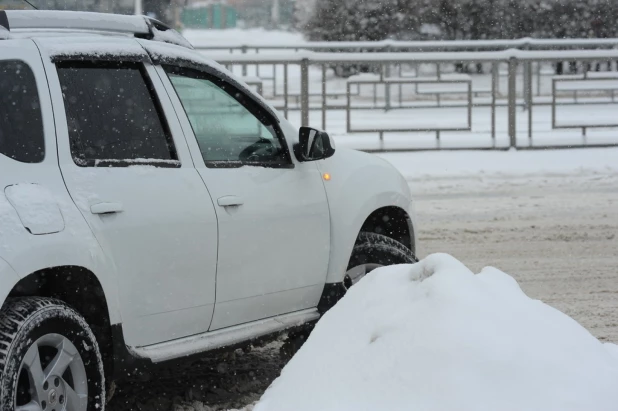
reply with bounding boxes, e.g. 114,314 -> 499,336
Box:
204,48 -> 618,151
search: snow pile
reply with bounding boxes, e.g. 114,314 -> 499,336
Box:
255,254 -> 618,411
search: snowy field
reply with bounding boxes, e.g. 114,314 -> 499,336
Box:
107,148 -> 618,411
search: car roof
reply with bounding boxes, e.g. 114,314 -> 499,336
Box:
0,10 -> 193,49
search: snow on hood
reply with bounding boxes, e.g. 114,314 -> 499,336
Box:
255,254 -> 618,411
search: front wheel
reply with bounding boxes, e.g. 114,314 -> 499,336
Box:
0,298 -> 105,411
345,232 -> 418,288
283,233 -> 417,359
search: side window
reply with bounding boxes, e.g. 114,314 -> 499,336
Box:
163,66 -> 291,168
56,61 -> 178,167
0,60 -> 45,163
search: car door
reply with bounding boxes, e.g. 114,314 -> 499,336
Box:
42,45 -> 219,347
155,62 -> 331,330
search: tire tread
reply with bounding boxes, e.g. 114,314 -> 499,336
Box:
353,232 -> 418,264
0,297 -> 105,410
0,297 -> 63,374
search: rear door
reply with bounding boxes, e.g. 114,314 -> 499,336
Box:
39,39 -> 219,347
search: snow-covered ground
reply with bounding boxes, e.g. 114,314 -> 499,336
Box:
107,148 -> 618,411
379,147 -> 618,178
384,148 -> 618,344
256,254 -> 618,411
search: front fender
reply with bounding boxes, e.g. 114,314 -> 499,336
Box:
316,148 -> 414,284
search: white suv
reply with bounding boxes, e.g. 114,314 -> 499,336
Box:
0,10 -> 416,410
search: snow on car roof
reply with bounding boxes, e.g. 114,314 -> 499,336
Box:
0,11 -> 192,50
36,36 -> 149,62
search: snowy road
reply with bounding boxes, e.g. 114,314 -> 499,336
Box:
108,150 -> 618,410
412,171 -> 618,343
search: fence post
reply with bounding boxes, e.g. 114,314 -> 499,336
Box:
523,61 -> 532,111
321,64 -> 327,129
384,45 -> 391,112
491,62 -> 498,141
300,58 -> 310,127
241,45 -> 248,77
525,61 -> 533,141
283,63 -> 289,118
508,57 -> 517,148
536,62 -> 542,97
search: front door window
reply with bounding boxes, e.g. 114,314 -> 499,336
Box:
164,66 -> 291,168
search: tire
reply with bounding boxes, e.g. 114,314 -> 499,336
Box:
0,297 -> 105,411
345,232 -> 418,288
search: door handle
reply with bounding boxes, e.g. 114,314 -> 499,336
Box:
217,196 -> 244,207
90,202 -> 123,215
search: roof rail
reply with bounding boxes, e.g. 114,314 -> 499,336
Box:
0,10 -> 193,49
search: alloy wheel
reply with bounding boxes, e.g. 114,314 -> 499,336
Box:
16,333 -> 88,411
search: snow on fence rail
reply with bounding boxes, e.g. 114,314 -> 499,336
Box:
206,49 -> 618,151
192,37 -> 618,52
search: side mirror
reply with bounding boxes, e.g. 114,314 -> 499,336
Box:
294,127 -> 336,162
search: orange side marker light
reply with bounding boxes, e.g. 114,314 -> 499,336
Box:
323,173 -> 331,181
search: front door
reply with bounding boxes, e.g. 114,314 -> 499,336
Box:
44,51 -> 219,347
157,63 -> 331,330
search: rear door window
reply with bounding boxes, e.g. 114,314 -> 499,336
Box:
0,60 -> 45,163
56,61 -> 178,167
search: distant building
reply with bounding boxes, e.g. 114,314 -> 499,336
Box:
181,0 -> 236,29
226,0 -> 295,29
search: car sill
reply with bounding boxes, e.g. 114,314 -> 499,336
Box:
130,308 -> 320,363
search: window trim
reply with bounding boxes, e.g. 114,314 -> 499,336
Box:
163,65 -> 294,170
56,60 -> 181,168
147,52 -> 281,124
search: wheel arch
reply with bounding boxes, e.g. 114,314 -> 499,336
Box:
323,191 -> 414,285
6,266 -> 115,379
359,206 -> 415,252
316,148 -> 415,285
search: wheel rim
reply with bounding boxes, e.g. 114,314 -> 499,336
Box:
344,263 -> 383,288
16,333 -> 88,411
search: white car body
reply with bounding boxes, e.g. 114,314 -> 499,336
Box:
0,10 -> 416,376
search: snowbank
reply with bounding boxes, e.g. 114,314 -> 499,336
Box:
255,254 -> 618,411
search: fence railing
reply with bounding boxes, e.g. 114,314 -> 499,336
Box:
206,48 -> 618,151
192,37 -> 618,53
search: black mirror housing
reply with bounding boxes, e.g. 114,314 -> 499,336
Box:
294,127 -> 336,162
